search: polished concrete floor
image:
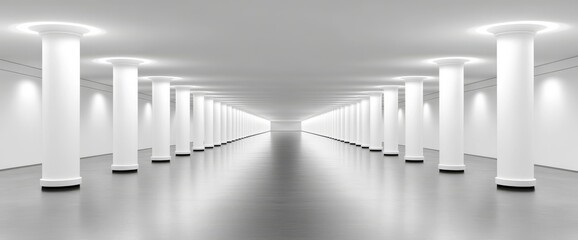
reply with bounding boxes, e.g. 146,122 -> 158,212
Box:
1,132 -> 578,239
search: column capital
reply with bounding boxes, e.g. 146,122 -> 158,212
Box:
17,21 -> 103,36
95,57 -> 152,66
365,91 -> 382,96
171,85 -> 195,90
476,21 -> 559,36
395,76 -> 433,82
430,57 -> 474,66
382,85 -> 401,91
191,91 -> 209,96
143,76 -> 181,82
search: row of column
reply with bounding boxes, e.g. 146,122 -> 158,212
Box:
19,21 -> 552,189
114,77 -> 271,170
304,22 -> 552,189
20,23 -> 270,188
172,89 -> 270,157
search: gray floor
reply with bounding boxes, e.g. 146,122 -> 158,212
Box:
1,132 -> 578,240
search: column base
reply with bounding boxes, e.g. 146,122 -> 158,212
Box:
221,142 -> 227,145
383,150 -> 399,156
40,177 -> 82,188
214,144 -> 222,147
495,177 -> 536,188
111,164 -> 139,171
405,156 -> 424,162
344,141 -> 350,143
438,164 -> 465,171
193,149 -> 205,152
355,144 -> 361,147
113,169 -> 138,173
369,148 -> 382,152
361,146 -> 369,149
349,143 -> 356,145
175,151 -> 191,156
151,156 -> 171,162
227,141 -> 232,143
205,145 -> 214,149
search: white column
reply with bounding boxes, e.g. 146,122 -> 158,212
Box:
382,86 -> 400,156
330,110 -> 335,139
204,97 -> 214,148
27,23 -> 93,188
192,92 -> 205,151
174,86 -> 193,156
336,107 -> 345,142
227,105 -> 233,143
369,92 -> 383,151
402,76 -> 426,162
434,59 -> 468,171
355,101 -> 361,147
230,108 -> 236,141
233,108 -> 239,141
221,104 -> 228,144
241,112 -> 247,138
104,58 -> 147,172
486,23 -> 549,188
361,97 -> 370,148
343,105 -> 351,143
150,77 -> 174,162
213,101 -> 222,146
350,103 -> 357,145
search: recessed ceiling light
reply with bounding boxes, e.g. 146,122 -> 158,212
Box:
475,21 -> 560,35
16,21 -> 104,36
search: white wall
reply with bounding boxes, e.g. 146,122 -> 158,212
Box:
423,99 -> 439,150
80,87 -> 113,157
0,60 -> 176,170
271,121 -> 301,131
0,70 -> 42,169
399,57 -> 578,171
534,66 -> 578,170
463,86 -> 497,158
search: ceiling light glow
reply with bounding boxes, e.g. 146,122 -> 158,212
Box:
16,21 -> 104,36
141,76 -> 182,81
94,57 -> 154,65
475,21 -> 560,35
171,85 -> 197,89
393,76 -> 435,81
426,57 -> 482,65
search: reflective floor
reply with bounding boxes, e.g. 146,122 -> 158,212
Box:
1,132 -> 578,239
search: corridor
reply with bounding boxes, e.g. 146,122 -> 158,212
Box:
1,132 -> 578,240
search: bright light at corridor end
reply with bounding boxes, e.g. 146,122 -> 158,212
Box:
15,21 -> 104,36
474,21 -> 562,35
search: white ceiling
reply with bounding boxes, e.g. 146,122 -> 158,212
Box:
1,0 -> 577,121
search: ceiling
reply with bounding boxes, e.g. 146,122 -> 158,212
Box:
1,0 -> 577,121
